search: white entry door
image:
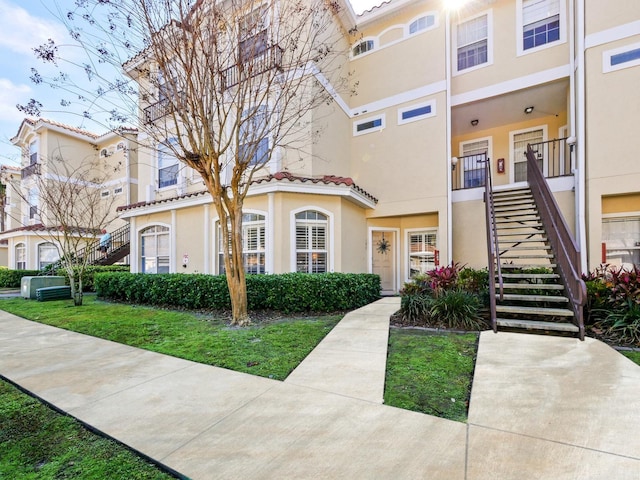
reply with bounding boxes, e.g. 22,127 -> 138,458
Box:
372,230 -> 397,294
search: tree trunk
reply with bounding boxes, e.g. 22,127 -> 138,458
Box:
227,268 -> 249,326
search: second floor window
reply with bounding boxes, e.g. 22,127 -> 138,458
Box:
522,0 -> 560,51
457,14 -> 489,71
239,7 -> 268,62
28,139 -> 38,165
158,138 -> 179,188
239,106 -> 269,166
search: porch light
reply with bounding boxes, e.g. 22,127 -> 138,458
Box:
524,106 -> 534,114
470,119 -> 479,126
451,157 -> 458,171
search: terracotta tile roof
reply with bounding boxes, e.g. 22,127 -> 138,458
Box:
357,0 -> 392,16
17,118 -> 137,142
0,224 -> 100,235
116,172 -> 377,212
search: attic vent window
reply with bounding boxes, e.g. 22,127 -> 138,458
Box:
353,115 -> 385,136
398,101 -> 436,125
603,42 -> 640,73
409,15 -> 435,34
114,186 -> 123,195
352,40 -> 374,57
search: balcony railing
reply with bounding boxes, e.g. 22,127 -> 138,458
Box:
452,137 -> 573,191
220,45 -> 283,90
21,162 -> 41,179
143,91 -> 186,124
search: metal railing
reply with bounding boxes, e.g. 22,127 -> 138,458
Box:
21,163 -> 41,179
143,91 -> 186,124
452,153 -> 487,191
42,224 -> 131,274
526,137 -> 573,179
483,157 -> 502,333
220,45 -> 283,90
526,144 -> 586,339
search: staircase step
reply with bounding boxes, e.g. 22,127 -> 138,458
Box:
501,273 -> 559,279
496,224 -> 544,230
501,263 -> 557,269
499,245 -> 551,251
494,203 -> 536,211
493,188 -> 531,196
500,254 -> 554,259
496,318 -> 579,333
493,196 -> 534,203
498,237 -> 548,243
500,282 -> 564,290
496,305 -> 574,316
499,294 -> 569,303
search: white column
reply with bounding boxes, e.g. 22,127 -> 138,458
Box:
203,204 -> 211,274
171,209 -> 177,273
129,217 -> 137,273
267,192 -> 275,273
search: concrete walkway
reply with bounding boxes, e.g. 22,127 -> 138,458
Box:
1,298 -> 640,479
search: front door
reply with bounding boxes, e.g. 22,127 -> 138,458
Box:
372,230 -> 396,294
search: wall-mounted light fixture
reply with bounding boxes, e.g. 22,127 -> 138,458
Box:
451,156 -> 458,171
524,106 -> 534,114
470,119 -> 479,126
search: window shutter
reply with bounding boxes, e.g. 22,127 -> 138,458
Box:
523,0 -> 559,26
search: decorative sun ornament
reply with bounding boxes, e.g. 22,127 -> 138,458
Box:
376,233 -> 390,255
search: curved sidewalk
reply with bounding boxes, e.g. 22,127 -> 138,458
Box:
1,299 -> 640,478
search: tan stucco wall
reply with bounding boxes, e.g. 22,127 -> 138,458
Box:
585,0 -> 640,36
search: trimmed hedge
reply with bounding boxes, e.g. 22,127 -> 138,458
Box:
95,272 -> 381,312
54,265 -> 130,292
0,269 -> 41,288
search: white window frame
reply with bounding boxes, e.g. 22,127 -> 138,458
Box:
290,206 -> 334,274
351,37 -> 376,59
397,100 -> 436,125
28,139 -> 38,165
38,242 -> 59,270
407,13 -> 438,36
453,10 -> 493,75
15,243 -> 26,270
459,137 -> 493,189
509,125 -> 548,184
602,213 -> 640,269
517,0 -> 566,57
157,138 -> 180,190
217,211 -> 267,275
139,224 -> 171,274
603,41 -> 640,73
405,228 -> 438,280
353,114 -> 385,136
239,105 -> 269,167
239,5 -> 269,63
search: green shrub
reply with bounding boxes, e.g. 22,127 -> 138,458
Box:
0,269 -> 41,288
584,277 -> 611,324
601,299 -> 640,345
429,289 -> 484,331
95,272 -> 380,312
456,268 -> 489,294
55,265 -> 130,292
400,293 -> 432,323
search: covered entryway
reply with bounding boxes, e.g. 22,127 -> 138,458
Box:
371,229 -> 398,295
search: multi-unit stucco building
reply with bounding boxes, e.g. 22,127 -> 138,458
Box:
3,0 -> 639,294
1,118 -> 138,270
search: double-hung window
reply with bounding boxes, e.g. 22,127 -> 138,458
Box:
28,188 -> 38,220
158,138 -> 179,188
28,140 -> 38,165
456,13 -> 489,72
461,139 -> 489,188
141,225 -> 170,274
239,106 -> 269,166
295,211 -> 328,274
15,243 -> 26,270
522,0 -> 560,51
239,7 -> 268,62
513,128 -> 544,182
218,213 -> 266,274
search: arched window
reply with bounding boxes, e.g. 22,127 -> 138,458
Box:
295,211 -> 328,273
218,213 -> 266,274
409,15 -> 435,35
15,243 -> 26,270
140,225 -> 170,273
38,242 -> 59,270
352,39 -> 374,57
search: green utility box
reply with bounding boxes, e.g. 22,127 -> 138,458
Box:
21,276 -> 66,299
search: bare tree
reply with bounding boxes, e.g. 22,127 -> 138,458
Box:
21,0 -> 349,325
7,150 -> 120,306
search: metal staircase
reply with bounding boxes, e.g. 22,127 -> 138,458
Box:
484,145 -> 586,339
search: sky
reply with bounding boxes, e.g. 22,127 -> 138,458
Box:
0,0 -> 382,165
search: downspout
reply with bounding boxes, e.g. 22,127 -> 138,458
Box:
576,0 -> 588,273
445,8 -> 453,265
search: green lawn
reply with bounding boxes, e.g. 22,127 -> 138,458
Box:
384,329 -> 478,422
622,350 -> 640,365
0,380 -> 175,479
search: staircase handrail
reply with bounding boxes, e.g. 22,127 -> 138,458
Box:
483,156 -> 502,333
526,144 -> 586,339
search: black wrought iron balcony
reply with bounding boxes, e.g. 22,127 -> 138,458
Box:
21,162 -> 41,179
143,91 -> 186,124
220,45 -> 283,90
